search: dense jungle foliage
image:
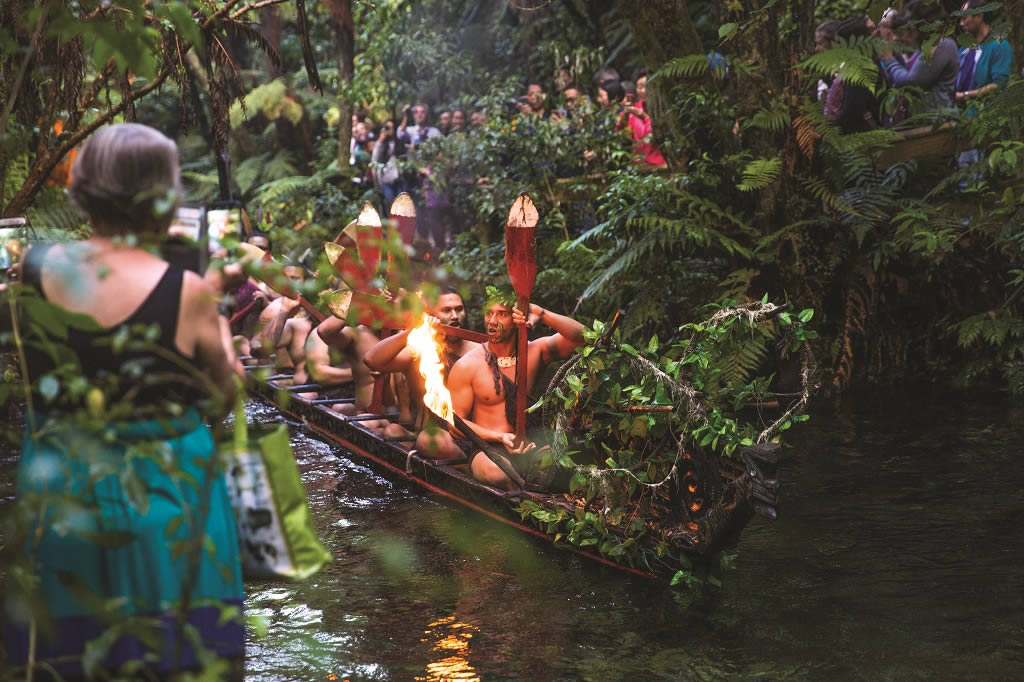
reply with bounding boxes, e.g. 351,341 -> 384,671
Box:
1,1 -> 1022,673
4,0 -> 1023,397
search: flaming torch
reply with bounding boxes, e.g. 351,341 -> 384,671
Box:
406,316 -> 454,425
405,315 -> 526,488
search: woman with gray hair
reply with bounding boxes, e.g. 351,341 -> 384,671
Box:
3,123 -> 246,679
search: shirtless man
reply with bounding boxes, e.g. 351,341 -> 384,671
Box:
448,287 -> 585,489
249,264 -> 306,365
315,316 -> 408,437
274,314 -> 353,401
364,286 -> 480,459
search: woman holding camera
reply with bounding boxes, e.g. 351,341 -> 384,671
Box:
3,123 -> 246,680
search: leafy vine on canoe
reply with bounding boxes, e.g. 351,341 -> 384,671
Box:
517,298 -> 818,585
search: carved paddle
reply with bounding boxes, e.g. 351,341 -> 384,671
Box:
505,193 -> 539,439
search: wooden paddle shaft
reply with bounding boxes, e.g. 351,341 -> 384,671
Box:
229,297 -> 262,326
297,295 -> 325,323
436,324 -> 487,344
515,294 -> 529,438
452,413 -> 526,488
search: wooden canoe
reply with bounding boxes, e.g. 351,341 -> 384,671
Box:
244,364 -> 780,582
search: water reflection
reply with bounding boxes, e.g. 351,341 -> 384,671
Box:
416,615 -> 479,682
243,391 -> 1024,680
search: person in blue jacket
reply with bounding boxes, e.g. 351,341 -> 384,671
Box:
955,0 -> 1014,111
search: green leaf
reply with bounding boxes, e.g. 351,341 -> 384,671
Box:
798,308 -> 814,323
619,343 -> 639,357
629,416 -> 649,438
718,22 -> 738,39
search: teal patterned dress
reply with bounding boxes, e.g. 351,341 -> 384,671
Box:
3,245 -> 245,678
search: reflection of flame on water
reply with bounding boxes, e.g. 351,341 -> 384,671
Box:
407,316 -> 454,425
415,615 -> 480,682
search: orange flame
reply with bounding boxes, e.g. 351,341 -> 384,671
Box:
407,316 -> 454,424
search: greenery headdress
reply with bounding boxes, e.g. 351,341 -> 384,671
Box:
484,285 -> 516,310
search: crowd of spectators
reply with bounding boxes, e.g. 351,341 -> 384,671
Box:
342,0 -> 1013,248
343,65 -> 670,249
816,0 -> 1013,136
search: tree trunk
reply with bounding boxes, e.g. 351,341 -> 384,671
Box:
261,6 -> 283,78
326,0 -> 355,169
617,0 -> 704,169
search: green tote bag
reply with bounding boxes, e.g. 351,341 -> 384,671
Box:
224,399 -> 332,580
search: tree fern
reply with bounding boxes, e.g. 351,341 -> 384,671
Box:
580,232 -> 657,301
25,189 -> 87,233
2,152 -> 29,211
712,329 -> 772,388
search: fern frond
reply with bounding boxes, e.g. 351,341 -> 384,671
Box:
580,233 -> 657,301
626,216 -> 752,258
972,80 -> 1024,139
654,54 -> 711,81
747,101 -> 790,134
222,19 -> 283,73
263,149 -> 300,181
235,153 -> 268,195
737,157 -> 781,192
230,78 -> 289,128
799,36 -> 881,93
800,174 -> 861,217
792,115 -> 820,161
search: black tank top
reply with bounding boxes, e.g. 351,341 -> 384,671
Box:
22,243 -> 207,410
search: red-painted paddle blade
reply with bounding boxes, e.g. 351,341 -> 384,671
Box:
331,203 -> 384,289
390,192 -> 417,246
327,288 -> 408,329
505,193 -> 538,299
505,193 -> 539,440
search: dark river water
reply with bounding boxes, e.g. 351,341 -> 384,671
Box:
1,390 -> 1021,680
242,391 -> 1024,681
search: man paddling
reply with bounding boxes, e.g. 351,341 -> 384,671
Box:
447,286 -> 585,489
364,286 -> 480,459
249,264 -> 307,364
315,315 -> 409,437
